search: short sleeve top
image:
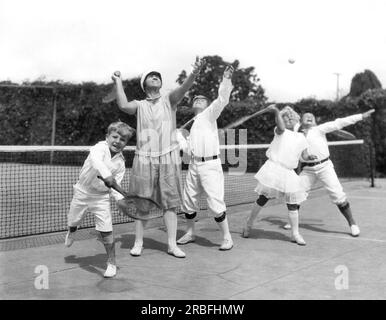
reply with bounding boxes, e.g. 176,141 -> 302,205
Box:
134,95 -> 179,156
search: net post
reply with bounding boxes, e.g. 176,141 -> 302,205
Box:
369,114 -> 376,188
369,140 -> 376,188
49,92 -> 58,165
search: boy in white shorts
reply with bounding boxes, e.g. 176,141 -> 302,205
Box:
290,109 -> 375,237
65,121 -> 135,278
177,65 -> 234,251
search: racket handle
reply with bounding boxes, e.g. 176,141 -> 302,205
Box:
97,175 -> 128,197
179,116 -> 195,130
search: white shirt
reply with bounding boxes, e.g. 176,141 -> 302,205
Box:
301,114 -> 363,163
188,78 -> 233,157
267,129 -> 308,169
75,141 -> 125,201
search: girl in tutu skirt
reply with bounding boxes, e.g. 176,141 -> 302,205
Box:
242,105 -> 317,245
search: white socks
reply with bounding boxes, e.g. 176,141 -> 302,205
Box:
288,210 -> 300,236
133,219 -> 147,247
217,216 -> 232,241
246,202 -> 263,227
185,218 -> 196,236
163,210 -> 178,249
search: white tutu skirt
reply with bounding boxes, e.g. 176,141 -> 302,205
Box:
254,160 -> 307,204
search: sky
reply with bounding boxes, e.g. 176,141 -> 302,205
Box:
0,0 -> 385,102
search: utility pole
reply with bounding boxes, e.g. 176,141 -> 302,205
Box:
333,73 -> 341,101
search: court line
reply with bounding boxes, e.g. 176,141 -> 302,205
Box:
278,228 -> 386,243
350,189 -> 386,195
234,224 -> 386,243
349,195 -> 386,200
233,209 -> 386,244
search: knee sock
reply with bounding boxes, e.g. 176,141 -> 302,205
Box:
215,213 -> 232,240
337,202 -> 356,226
288,210 -> 300,236
134,219 -> 148,247
184,212 -> 196,236
246,202 -> 264,227
100,231 -> 116,265
164,210 -> 178,249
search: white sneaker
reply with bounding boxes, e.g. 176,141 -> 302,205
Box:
219,238 -> 233,251
350,225 -> 360,237
104,263 -> 117,278
167,246 -> 186,258
130,244 -> 143,257
291,233 -> 306,246
64,230 -> 76,247
177,233 -> 196,245
283,223 -> 291,230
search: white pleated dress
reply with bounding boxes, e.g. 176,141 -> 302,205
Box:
255,128 -> 309,204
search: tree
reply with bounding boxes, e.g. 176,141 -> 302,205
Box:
349,69 -> 382,97
176,55 -> 267,107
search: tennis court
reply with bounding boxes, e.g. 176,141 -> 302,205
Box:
1,142 -> 384,300
1,178 -> 385,300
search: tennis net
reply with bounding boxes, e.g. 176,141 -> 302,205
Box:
0,140 -> 369,239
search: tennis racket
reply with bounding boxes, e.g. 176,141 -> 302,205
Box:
298,124 -> 356,140
222,106 -> 271,130
102,71 -> 120,103
330,129 -> 356,140
179,116 -> 196,130
176,115 -> 197,152
97,175 -> 160,220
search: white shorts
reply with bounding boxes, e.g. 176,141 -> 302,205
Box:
182,158 -> 226,215
67,186 -> 112,232
300,160 -> 346,204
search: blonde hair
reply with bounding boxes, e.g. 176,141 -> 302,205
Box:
279,106 -> 300,122
107,121 -> 135,140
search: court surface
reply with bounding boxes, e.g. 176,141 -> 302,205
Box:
1,179 -> 385,300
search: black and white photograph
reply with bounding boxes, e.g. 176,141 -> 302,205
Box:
1,0 -> 386,307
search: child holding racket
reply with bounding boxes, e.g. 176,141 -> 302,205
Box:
65,121 -> 135,278
282,109 -> 374,237
112,57 -> 205,258
177,65 -> 234,251
242,106 -> 317,245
